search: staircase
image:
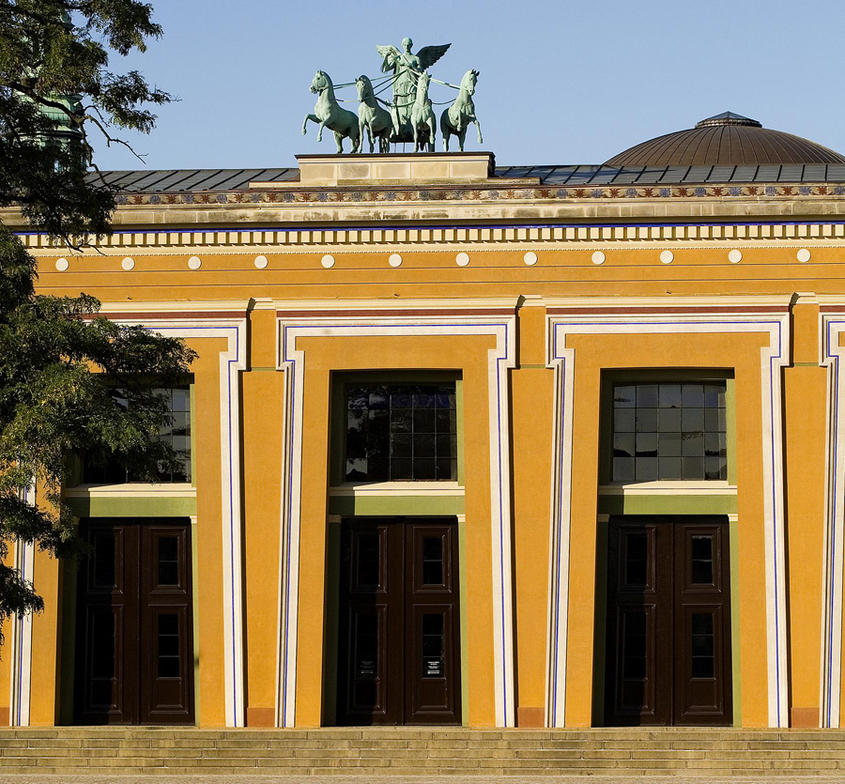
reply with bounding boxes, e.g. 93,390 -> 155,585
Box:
0,727 -> 842,777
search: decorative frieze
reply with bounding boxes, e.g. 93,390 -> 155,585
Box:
19,221 -> 845,253
102,182 -> 845,208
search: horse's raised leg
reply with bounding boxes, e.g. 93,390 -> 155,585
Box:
302,113 -> 319,135
317,121 -> 327,143
475,117 -> 483,144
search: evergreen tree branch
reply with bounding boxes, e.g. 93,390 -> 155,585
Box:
0,0 -> 190,638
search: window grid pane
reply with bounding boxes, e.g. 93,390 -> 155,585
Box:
82,385 -> 191,484
345,383 -> 457,482
612,381 -> 727,482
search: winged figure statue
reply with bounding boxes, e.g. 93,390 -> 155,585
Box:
376,38 -> 450,132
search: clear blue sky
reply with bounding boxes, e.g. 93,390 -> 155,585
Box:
91,0 -> 845,171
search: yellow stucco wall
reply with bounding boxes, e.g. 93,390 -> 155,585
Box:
21,246 -> 845,303
5,191 -> 844,729
784,301 -> 826,727
290,334 -> 498,726
561,331 -> 772,726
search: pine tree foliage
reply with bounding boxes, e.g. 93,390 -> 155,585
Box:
0,1 -> 195,627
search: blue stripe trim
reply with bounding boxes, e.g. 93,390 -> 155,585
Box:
549,317 -> 785,727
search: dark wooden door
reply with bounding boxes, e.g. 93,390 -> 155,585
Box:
604,516 -> 732,726
337,518 -> 461,725
336,520 -> 403,724
75,519 -> 194,724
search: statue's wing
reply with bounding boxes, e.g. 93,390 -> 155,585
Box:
416,44 -> 451,71
376,44 -> 400,71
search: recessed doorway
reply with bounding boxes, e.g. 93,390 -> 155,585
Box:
603,516 -> 732,726
336,517 -> 461,725
74,519 -> 194,724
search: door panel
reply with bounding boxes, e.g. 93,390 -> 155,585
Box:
75,519 -> 194,725
604,516 -> 731,726
337,518 -> 461,725
337,521 -> 403,724
139,525 -> 194,723
606,521 -> 671,724
673,523 -> 731,724
404,524 -> 460,723
75,523 -> 139,724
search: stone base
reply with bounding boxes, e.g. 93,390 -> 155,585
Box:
517,706 -> 544,727
790,706 -> 819,727
250,152 -> 539,189
246,706 -> 275,727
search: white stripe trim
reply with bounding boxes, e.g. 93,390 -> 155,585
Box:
104,316 -> 247,727
819,312 -> 845,727
275,311 -> 517,727
9,484 -> 35,726
545,306 -> 790,728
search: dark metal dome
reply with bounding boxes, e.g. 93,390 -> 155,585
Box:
604,111 -> 845,167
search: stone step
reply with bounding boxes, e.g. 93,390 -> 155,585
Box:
1,728 -> 844,777
5,744 -> 845,757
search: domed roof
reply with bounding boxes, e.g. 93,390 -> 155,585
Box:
604,111 -> 845,167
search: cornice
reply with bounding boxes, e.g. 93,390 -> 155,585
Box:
18,217 -> 845,254
111,181 -> 845,206
4,181 -> 845,234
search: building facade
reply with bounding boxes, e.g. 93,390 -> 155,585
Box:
4,114 -> 845,729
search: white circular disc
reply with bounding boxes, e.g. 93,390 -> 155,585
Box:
591,251 -> 606,265
456,252 -> 470,267
388,253 -> 403,268
660,250 -> 674,264
254,255 -> 269,269
55,257 -> 69,272
797,248 -> 811,263
523,251 -> 538,266
121,257 -> 135,271
728,249 -> 742,264
320,254 -> 335,269
188,256 -> 202,270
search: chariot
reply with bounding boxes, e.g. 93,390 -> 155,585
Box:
302,38 -> 482,154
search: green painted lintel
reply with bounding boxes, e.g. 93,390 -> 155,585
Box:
597,494 -> 737,516
328,495 -> 465,517
67,495 -> 197,518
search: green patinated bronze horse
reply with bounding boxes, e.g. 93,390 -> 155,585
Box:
410,71 -> 436,152
440,69 -> 482,152
302,70 -> 360,154
356,75 -> 392,153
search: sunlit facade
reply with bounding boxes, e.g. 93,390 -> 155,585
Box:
4,114 -> 845,729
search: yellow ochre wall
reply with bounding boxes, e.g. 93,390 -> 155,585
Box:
25,245 -> 845,302
562,331 -> 771,726
292,334 -> 498,726
242,309 -> 285,728
6,224 -> 844,729
784,302 -> 827,728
